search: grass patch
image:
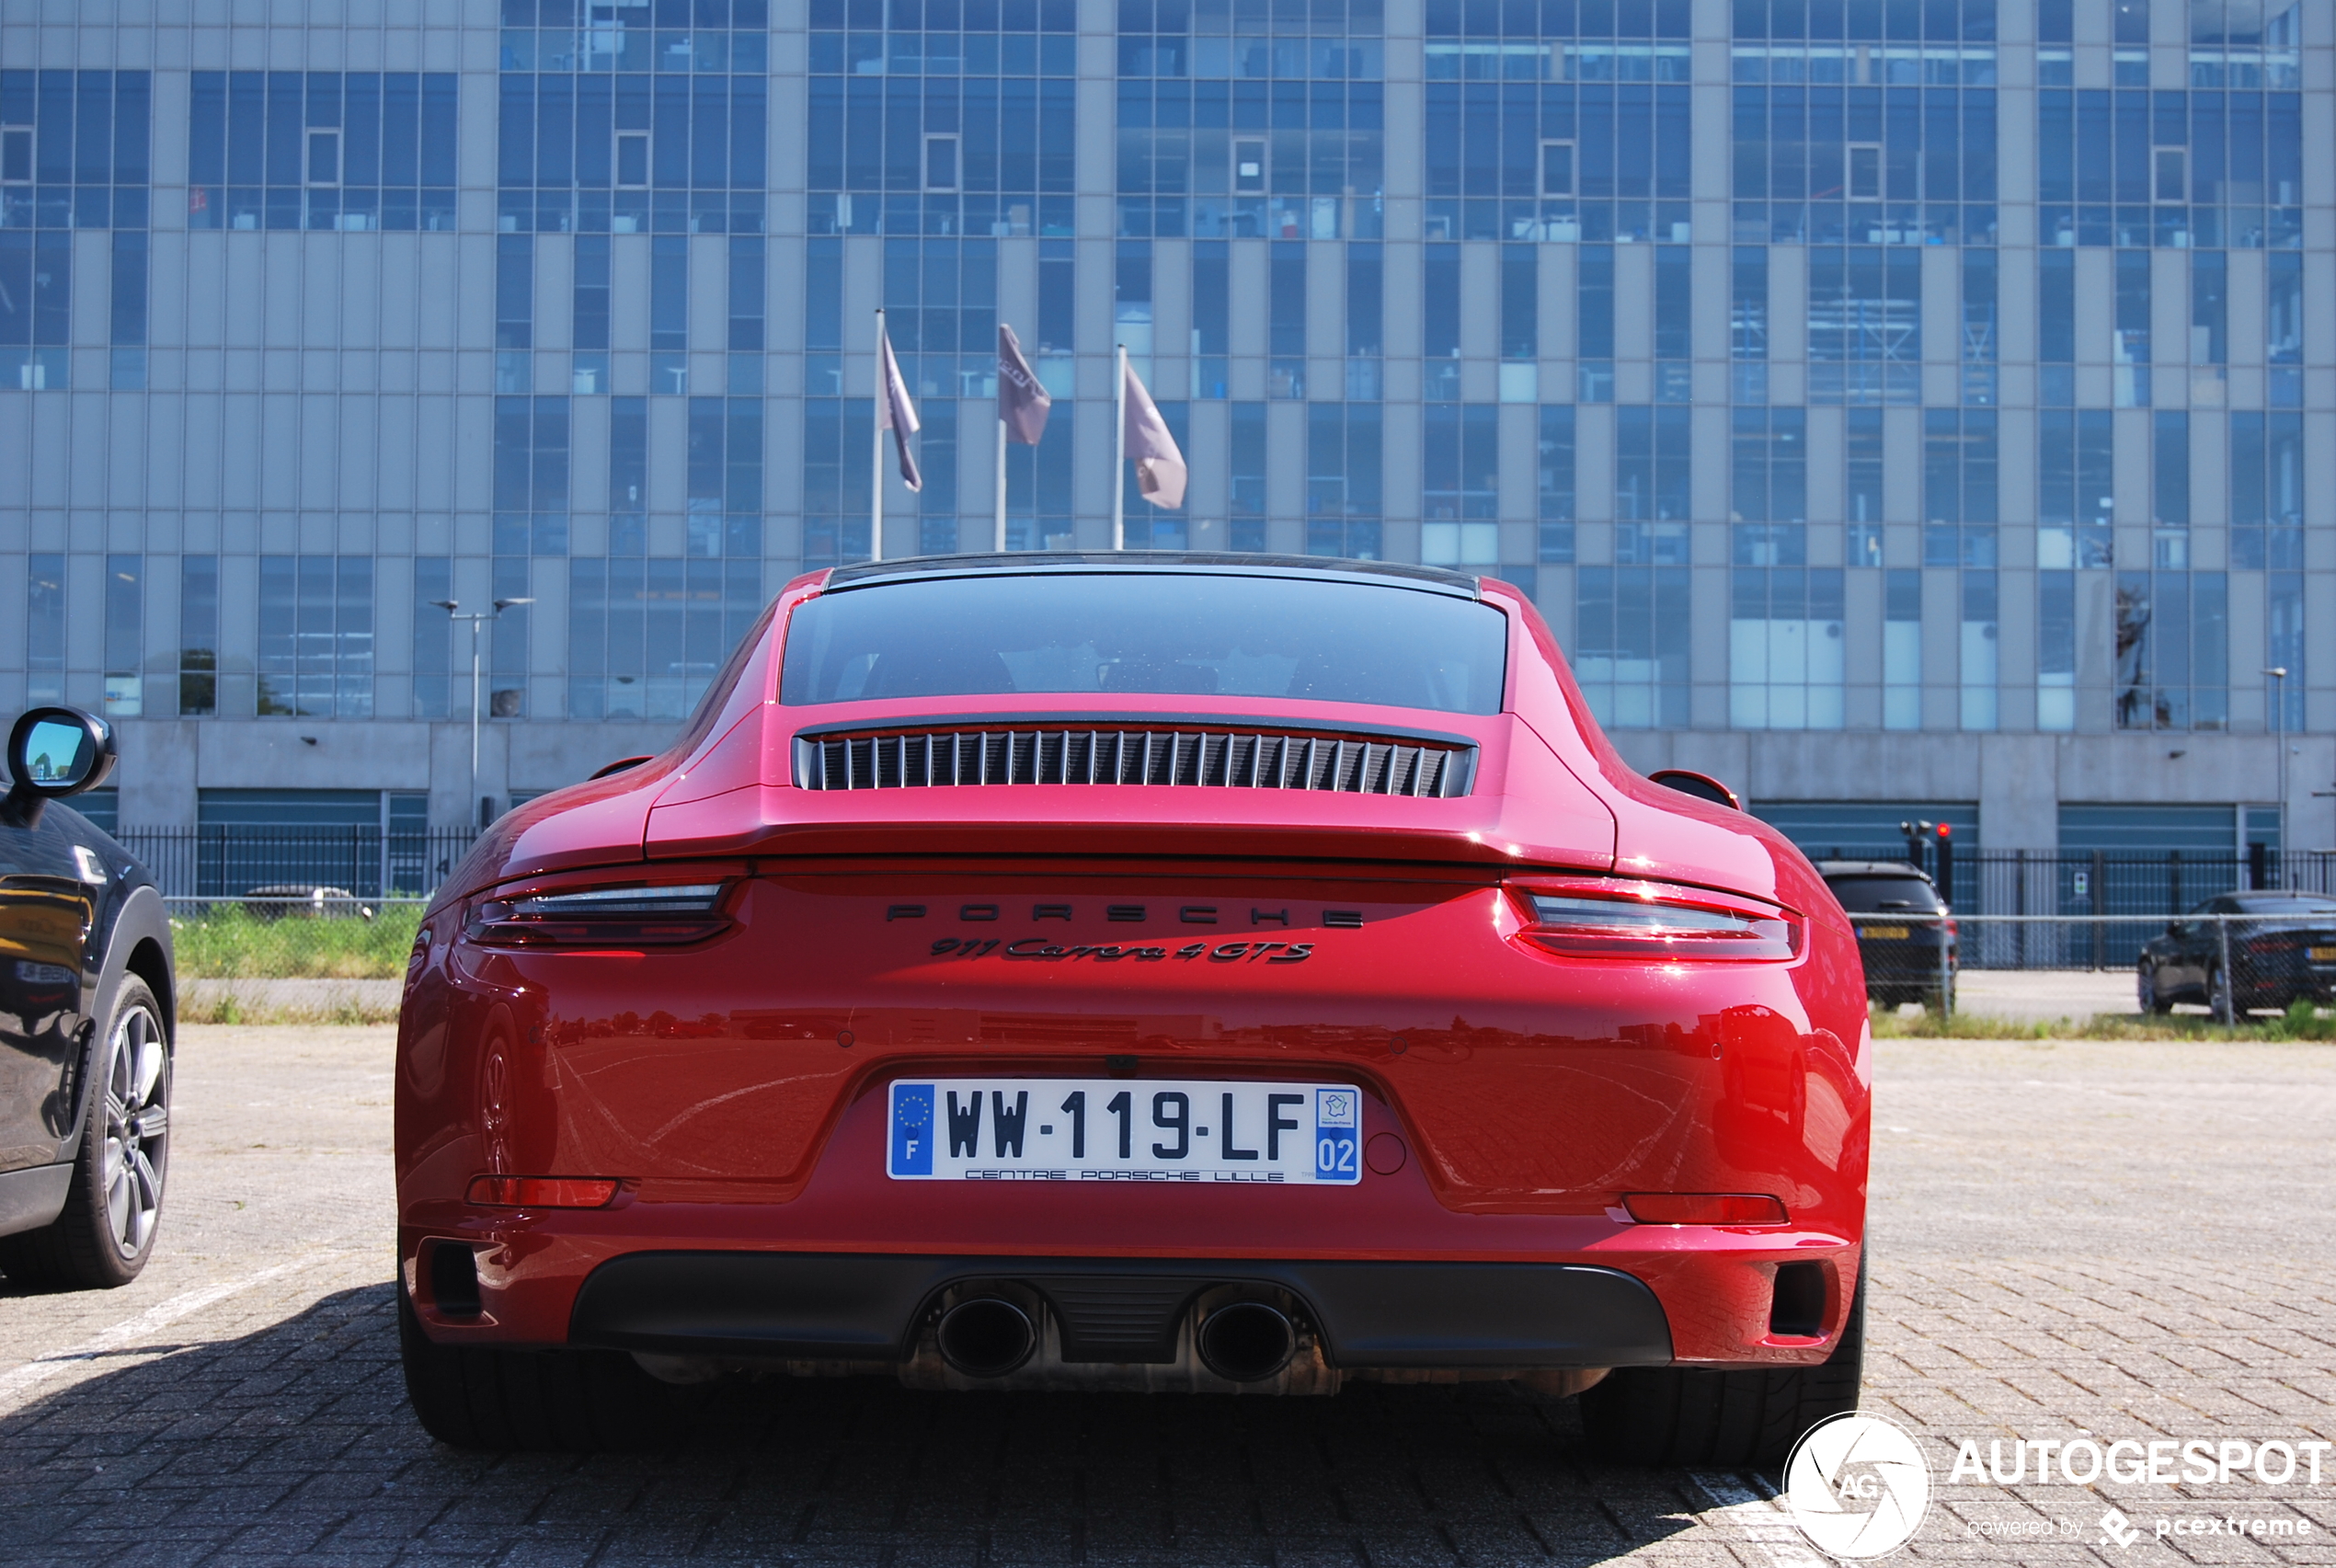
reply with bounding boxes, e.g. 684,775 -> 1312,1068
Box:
179,989 -> 401,1026
1874,997 -> 2336,1043
169,903 -> 422,980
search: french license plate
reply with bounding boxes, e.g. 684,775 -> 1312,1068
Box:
887,1079 -> 1362,1185
2311,946 -> 2336,963
1861,925 -> 1911,941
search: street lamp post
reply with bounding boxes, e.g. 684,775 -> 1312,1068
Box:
2265,666 -> 2289,885
434,597 -> 535,830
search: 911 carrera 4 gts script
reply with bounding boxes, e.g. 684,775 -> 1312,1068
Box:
925,938 -> 1316,963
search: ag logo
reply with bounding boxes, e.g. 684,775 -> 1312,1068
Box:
1781,1413 -> 1932,1560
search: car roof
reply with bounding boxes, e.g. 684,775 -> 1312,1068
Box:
1814,860 -> 1937,882
822,551 -> 1485,600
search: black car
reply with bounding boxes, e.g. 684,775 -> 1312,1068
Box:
2137,893 -> 2336,1017
1817,860 -> 1957,1009
0,707 -> 176,1288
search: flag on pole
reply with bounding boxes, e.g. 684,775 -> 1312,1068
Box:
877,325 -> 922,492
1119,356 -> 1186,509
997,323 -> 1051,444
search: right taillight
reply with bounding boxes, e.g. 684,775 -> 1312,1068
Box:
466,882 -> 732,947
1507,878 -> 1799,961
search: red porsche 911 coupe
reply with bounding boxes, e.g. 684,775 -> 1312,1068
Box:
396,555 -> 1870,1465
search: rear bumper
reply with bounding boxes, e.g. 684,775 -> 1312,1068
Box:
565,1252 -> 1674,1368
399,1209 -> 1861,1369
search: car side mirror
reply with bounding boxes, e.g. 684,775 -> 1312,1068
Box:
4,705 -> 118,830
1648,769 -> 1743,811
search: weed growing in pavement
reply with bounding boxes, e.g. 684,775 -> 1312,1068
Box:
1872,996 -> 2336,1043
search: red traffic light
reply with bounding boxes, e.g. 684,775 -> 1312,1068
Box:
1935,823 -> 1952,838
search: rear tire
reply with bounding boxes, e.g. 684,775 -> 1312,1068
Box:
397,1277 -> 696,1451
0,977 -> 171,1290
1580,1260 -> 1865,1469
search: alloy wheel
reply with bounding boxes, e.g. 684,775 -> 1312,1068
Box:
99,1001 -> 170,1259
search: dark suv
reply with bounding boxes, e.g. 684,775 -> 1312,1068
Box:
1817,860 -> 1956,1009
1,707 -> 177,1288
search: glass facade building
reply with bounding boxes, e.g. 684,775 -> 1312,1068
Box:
0,0 -> 2328,855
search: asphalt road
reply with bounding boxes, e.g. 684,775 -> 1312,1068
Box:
0,1027 -> 2330,1566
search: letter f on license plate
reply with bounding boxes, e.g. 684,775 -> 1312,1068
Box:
890,1082 -> 935,1175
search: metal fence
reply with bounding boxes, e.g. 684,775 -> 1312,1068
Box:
115,828 -> 478,900
1840,847 -> 2336,969
1861,910 -> 2336,1024
106,829 -> 2336,983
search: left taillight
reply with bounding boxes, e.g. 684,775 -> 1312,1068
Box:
466,882 -> 733,948
1507,879 -> 1799,961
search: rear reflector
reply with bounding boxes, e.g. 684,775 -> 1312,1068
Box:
1623,1192 -> 1790,1226
465,1176 -> 622,1208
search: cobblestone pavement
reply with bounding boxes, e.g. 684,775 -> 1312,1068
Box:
0,1027 -> 2330,1567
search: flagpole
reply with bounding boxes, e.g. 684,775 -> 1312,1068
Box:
994,413 -> 1008,553
870,307 -> 886,563
1112,343 -> 1128,551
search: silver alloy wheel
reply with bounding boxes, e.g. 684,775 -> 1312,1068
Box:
99,1001 -> 169,1259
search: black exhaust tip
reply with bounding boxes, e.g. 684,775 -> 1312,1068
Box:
936,1297 -> 1036,1379
1197,1300 -> 1296,1382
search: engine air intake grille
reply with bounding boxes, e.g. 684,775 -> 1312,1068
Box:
795,727 -> 1474,798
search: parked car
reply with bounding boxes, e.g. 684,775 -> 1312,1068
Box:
244,885 -> 375,921
396,554 -> 1871,1465
2137,892 -> 2336,1016
1816,860 -> 1957,1009
0,707 -> 176,1288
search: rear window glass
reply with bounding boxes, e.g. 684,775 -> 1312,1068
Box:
778,573 -> 1510,715
2234,897 -> 2336,915
1825,876 -> 1942,913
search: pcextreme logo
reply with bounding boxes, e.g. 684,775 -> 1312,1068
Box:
1781,1413 -> 1933,1560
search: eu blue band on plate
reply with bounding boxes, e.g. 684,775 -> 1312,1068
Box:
891,1082 -> 934,1176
